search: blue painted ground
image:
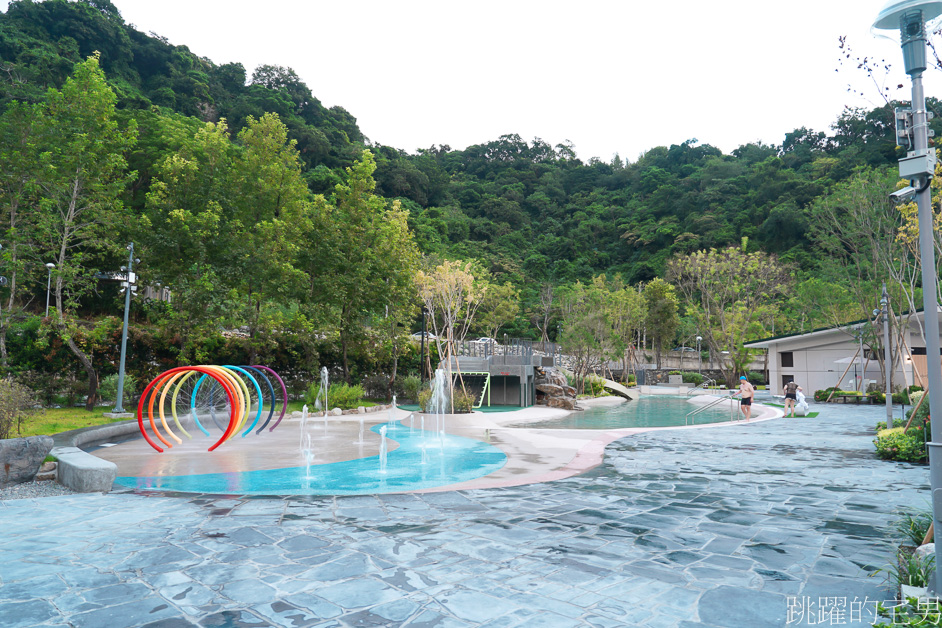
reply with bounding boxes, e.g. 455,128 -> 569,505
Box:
114,421 -> 507,495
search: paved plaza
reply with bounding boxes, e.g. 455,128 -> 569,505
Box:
0,399 -> 930,627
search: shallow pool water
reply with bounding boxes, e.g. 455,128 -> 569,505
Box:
114,421 -> 507,495
510,395 -> 738,430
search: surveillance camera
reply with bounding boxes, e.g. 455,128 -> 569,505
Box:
890,186 -> 917,202
873,309 -> 881,317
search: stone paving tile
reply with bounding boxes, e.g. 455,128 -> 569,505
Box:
0,401 -> 931,627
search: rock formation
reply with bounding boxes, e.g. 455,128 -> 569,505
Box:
535,367 -> 580,411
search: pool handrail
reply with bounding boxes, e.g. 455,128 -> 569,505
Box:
686,378 -> 716,396
686,392 -> 738,425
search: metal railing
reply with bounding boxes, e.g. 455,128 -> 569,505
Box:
686,393 -> 739,425
686,378 -> 716,396
451,338 -> 543,363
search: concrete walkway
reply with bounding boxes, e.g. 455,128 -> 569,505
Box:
0,400 -> 929,627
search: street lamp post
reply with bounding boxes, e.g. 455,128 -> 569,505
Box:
112,243 -> 137,414
44,263 -> 55,318
873,0 -> 942,593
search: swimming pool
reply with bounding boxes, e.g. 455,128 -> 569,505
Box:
509,395 -> 737,430
114,421 -> 507,495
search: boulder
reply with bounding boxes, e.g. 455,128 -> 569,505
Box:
546,397 -> 576,410
536,383 -> 564,397
0,436 -> 54,488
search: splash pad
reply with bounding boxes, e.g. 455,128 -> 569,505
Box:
110,367 -> 507,495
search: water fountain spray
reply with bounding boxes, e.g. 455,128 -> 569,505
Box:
378,424 -> 388,474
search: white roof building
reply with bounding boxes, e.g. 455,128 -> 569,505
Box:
744,310 -> 941,396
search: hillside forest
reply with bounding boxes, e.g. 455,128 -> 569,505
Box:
0,0 -> 938,407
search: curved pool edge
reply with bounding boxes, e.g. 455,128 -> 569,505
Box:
429,400 -> 784,493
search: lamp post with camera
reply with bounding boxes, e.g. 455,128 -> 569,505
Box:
873,0 -> 942,592
112,243 -> 138,415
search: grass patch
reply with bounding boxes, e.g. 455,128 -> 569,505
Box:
17,407 -> 132,438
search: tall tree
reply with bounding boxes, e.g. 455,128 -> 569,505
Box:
0,101 -> 41,367
416,259 -> 487,406
35,54 -> 136,409
643,278 -> 679,369
307,150 -> 420,380
229,113 -> 311,361
476,280 -> 519,342
667,241 -> 790,386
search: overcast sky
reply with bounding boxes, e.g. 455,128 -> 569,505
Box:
5,0 -> 939,161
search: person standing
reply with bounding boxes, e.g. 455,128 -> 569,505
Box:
732,375 -> 755,421
783,379 -> 799,417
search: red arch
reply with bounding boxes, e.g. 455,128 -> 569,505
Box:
137,366 -> 239,452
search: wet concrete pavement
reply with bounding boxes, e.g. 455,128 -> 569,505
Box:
0,399 -> 929,627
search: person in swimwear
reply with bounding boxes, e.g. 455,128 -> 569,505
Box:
731,375 -> 755,421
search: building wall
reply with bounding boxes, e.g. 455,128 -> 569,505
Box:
771,337 -> 866,395
767,333 -> 908,395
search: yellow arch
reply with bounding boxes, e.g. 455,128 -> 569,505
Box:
169,370 -> 199,439
157,371 -> 188,445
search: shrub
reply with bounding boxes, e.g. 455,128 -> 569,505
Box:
417,388 -> 433,413
453,389 -> 476,413
305,381 -> 364,410
875,418 -> 906,431
624,373 -> 637,386
0,379 -> 40,440
894,508 -> 934,547
874,427 -> 928,463
97,373 -> 137,403
668,370 -> 681,375
584,374 -> 606,397
746,371 -> 764,386
907,391 -> 930,424
814,387 -> 838,402
680,372 -> 704,385
401,375 -> 421,402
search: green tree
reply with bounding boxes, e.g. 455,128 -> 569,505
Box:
229,113 -> 311,362
667,241 -> 790,386
476,280 -> 519,341
558,278 -> 612,392
35,54 -> 136,409
0,101 -> 42,367
307,150 -> 420,381
143,118 -> 238,358
643,278 -> 678,369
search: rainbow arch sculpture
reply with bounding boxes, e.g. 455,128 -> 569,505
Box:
137,365 -> 288,453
